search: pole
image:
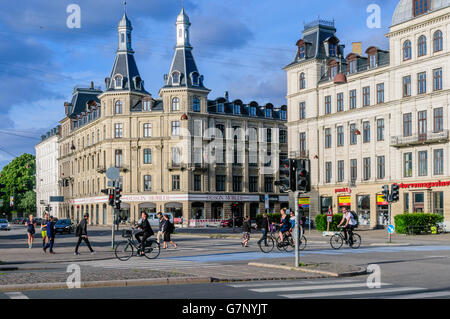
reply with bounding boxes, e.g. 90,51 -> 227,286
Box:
111,180 -> 116,250
294,190 -> 300,267
388,202 -> 392,243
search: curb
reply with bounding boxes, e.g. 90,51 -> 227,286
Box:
248,262 -> 367,278
0,276 -> 212,292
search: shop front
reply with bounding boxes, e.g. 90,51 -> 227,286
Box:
211,202 -> 223,219
165,202 -> 183,218
320,196 -> 333,215
298,197 -> 310,217
357,195 -> 370,226
118,202 -> 130,222
138,203 -> 157,217
250,203 -> 260,219
338,195 -> 351,213
191,202 -> 204,219
376,194 -> 389,228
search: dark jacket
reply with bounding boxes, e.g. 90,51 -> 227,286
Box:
47,221 -> 55,238
158,218 -> 164,231
77,219 -> 88,236
242,220 -> 251,233
139,218 -> 154,235
259,217 -> 270,231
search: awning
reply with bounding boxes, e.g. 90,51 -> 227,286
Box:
165,202 -> 183,209
138,203 -> 157,209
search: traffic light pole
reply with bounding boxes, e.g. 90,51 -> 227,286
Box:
111,181 -> 116,250
294,190 -> 300,267
388,201 -> 392,244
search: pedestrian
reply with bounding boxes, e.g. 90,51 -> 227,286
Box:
257,213 -> 270,247
26,214 -> 37,249
43,216 -> 56,254
74,213 -> 95,255
241,216 -> 251,247
156,212 -> 164,244
41,212 -> 49,249
162,214 -> 177,249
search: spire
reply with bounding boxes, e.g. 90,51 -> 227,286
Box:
176,7 -> 191,48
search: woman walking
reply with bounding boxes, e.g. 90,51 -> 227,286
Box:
41,212 -> 49,249
241,216 -> 251,247
26,214 -> 37,249
162,214 -> 177,249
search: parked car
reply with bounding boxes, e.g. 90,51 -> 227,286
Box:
54,219 -> 75,234
147,213 -> 174,227
0,219 -> 11,231
220,217 -> 243,228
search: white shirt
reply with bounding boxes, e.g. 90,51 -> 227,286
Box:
344,212 -> 357,226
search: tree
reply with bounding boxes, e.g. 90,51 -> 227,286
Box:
18,190 -> 36,213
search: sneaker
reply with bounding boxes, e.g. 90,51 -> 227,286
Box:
74,252 -> 80,256
43,247 -> 47,253
91,251 -> 96,255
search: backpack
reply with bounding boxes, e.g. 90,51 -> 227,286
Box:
168,221 -> 175,234
350,211 -> 358,221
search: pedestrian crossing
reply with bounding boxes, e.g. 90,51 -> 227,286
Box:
78,258 -> 222,270
226,279 -> 450,299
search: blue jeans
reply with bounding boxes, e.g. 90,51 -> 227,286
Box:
44,238 -> 54,252
257,229 -> 268,246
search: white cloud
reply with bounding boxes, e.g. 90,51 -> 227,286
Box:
8,98 -> 65,130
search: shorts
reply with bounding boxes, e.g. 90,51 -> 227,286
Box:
27,229 -> 35,235
242,232 -> 250,240
41,230 -> 47,238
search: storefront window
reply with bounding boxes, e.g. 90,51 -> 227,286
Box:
413,192 -> 424,213
320,197 -> 333,214
357,195 -> 370,226
404,193 -> 410,213
433,192 -> 444,216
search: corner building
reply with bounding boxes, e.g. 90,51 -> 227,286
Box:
57,10 -> 288,224
285,0 -> 450,228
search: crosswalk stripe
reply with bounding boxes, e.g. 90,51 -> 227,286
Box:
384,290 -> 450,299
5,292 -> 29,299
280,287 -> 427,299
250,282 -> 391,293
229,279 -> 359,288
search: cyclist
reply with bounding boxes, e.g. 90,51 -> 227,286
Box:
134,212 -> 154,256
278,209 -> 291,245
337,207 -> 357,246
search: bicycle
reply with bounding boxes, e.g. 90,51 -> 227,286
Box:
114,229 -> 160,261
330,226 -> 361,249
259,225 -> 307,253
280,231 -> 307,252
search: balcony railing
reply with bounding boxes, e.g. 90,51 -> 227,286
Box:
289,150 -> 309,159
391,130 -> 449,148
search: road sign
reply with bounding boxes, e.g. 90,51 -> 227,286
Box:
387,224 -> 395,234
106,167 -> 120,181
49,196 -> 64,202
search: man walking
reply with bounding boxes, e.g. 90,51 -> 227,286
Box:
41,212 -> 49,249
257,213 -> 270,247
43,216 -> 55,254
156,212 -> 164,244
74,213 -> 95,255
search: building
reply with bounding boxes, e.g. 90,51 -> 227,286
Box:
35,126 -> 61,218
56,9 -> 288,225
285,0 -> 450,228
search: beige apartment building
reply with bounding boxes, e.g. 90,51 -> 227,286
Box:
56,9 -> 288,225
285,0 -> 450,228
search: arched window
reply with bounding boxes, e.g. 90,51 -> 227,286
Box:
418,35 -> 427,57
299,46 -> 305,59
192,72 -> 199,86
115,100 -> 123,114
433,30 -> 443,52
403,40 -> 412,60
172,72 -> 180,85
193,97 -> 200,112
172,97 -> 180,111
299,72 -> 306,90
114,75 -> 123,88
414,0 -> 430,17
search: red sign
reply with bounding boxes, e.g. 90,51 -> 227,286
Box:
335,187 -> 351,194
399,181 -> 450,189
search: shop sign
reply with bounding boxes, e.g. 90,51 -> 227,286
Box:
338,196 -> 351,207
377,194 -> 388,206
298,197 -> 310,208
399,180 -> 450,189
335,187 -> 351,194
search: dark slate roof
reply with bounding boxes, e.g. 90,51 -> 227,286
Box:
206,99 -> 287,122
66,87 -> 102,118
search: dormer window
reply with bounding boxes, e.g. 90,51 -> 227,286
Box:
142,99 -> 152,112
191,72 -> 199,86
329,63 -> 338,79
350,60 -> 357,73
233,103 -> 240,115
329,43 -> 337,57
172,72 -> 180,85
250,106 -> 256,117
265,108 -> 272,118
280,109 -> 287,120
414,0 -> 430,17
369,54 -> 377,68
134,76 -> 142,90
114,75 -> 123,89
299,46 -> 306,59
217,103 -> 224,113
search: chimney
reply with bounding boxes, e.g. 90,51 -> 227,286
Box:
352,42 -> 362,56
224,91 -> 229,101
90,81 -> 94,89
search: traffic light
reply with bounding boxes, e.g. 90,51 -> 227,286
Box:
275,158 -> 294,192
108,189 -> 115,207
114,186 -> 122,210
382,185 -> 390,202
391,184 -> 399,202
296,159 -> 311,193
0,183 -> 5,197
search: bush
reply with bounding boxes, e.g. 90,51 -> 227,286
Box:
315,214 -> 343,231
255,213 -> 281,226
394,213 -> 444,234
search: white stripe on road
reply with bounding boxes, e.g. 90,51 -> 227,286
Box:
250,282 -> 391,293
229,279 -> 359,288
280,287 -> 426,299
385,290 -> 450,299
5,292 -> 29,299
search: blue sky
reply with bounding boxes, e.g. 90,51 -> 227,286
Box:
0,0 -> 398,169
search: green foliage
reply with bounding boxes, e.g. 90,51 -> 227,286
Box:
255,213 -> 282,225
18,190 -> 36,213
315,214 -> 344,231
394,213 -> 444,234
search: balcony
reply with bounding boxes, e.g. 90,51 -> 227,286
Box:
391,130 -> 449,148
188,163 -> 208,171
167,162 -> 188,171
289,150 -> 309,159
97,166 -> 106,173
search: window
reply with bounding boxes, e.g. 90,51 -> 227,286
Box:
329,65 -> 338,79
377,156 -> 385,179
363,86 -> 370,106
404,152 -> 413,177
418,110 -> 427,137
350,124 -> 357,145
418,151 -> 428,176
376,83 -> 384,104
434,149 -> 444,175
363,121 -> 370,143
193,97 -> 200,112
349,89 -> 357,109
171,147 -> 181,166
217,103 -> 224,113
143,149 -> 152,164
325,96 -> 332,114
414,0 -> 430,17
216,175 -> 226,192
233,103 -> 240,115
325,162 -> 332,183
171,121 -> 180,136
233,176 -> 242,192
377,119 -> 384,141
433,30 -> 443,52
403,113 -> 412,137
369,54 -> 377,68
114,123 -> 123,138
418,72 -> 427,94
280,109 -> 287,120
337,93 -> 344,112
349,60 -> 357,74
299,132 -> 306,152
329,43 -> 337,57
264,177 -> 274,193
115,100 -> 123,114
172,97 -> 180,111
172,175 -> 180,191
299,73 -> 306,89
325,128 -> 332,148
363,157 -> 371,181
194,175 -> 201,191
350,159 -> 357,181
192,73 -> 199,86
115,150 -> 123,168
403,75 -> 411,97
250,106 -> 256,116
279,130 -> 287,144
403,40 -> 412,61
143,175 -> 152,191
337,126 -> 344,147
433,68 -> 442,91
299,46 -> 306,59
115,76 -> 122,88
172,72 -> 180,85
418,35 -> 427,57
299,102 -> 306,119
266,128 -> 272,143
265,108 -> 272,118
249,176 -> 258,192
143,123 -> 152,137
337,160 -> 344,183
434,107 -> 443,133
143,100 -> 151,111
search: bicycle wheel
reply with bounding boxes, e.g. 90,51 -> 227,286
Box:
275,236 -> 285,251
144,240 -> 161,259
284,237 -> 294,252
330,234 -> 343,250
350,233 -> 361,249
298,235 -> 307,251
259,236 -> 274,253
115,241 -> 134,261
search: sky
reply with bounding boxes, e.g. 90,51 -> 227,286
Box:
0,0 -> 398,170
